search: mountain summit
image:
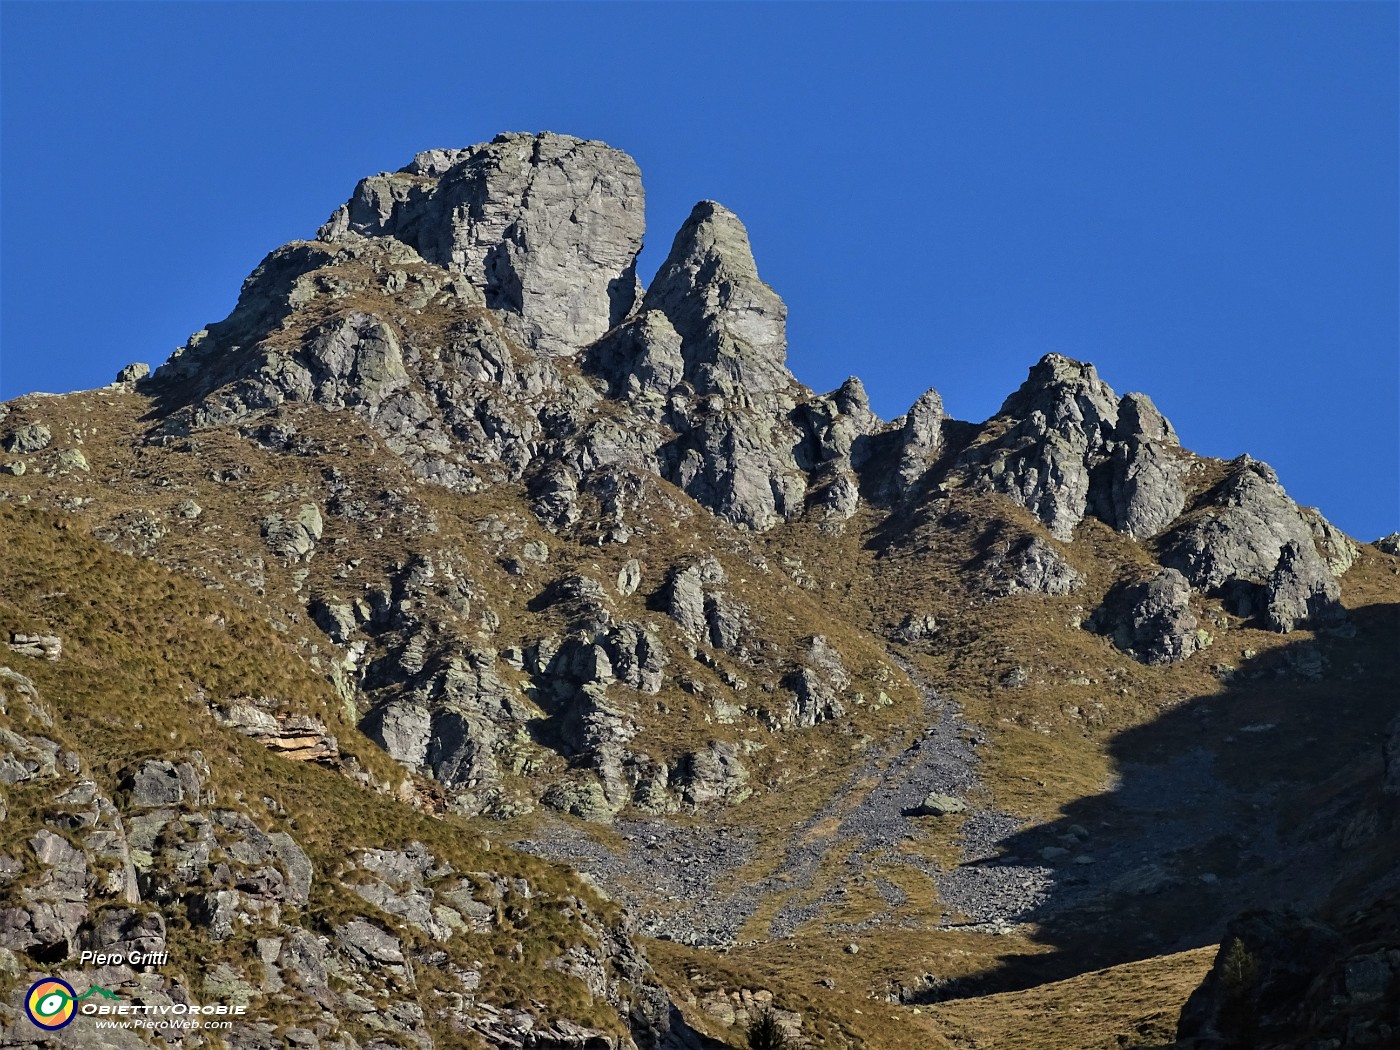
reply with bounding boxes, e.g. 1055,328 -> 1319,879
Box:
2,133 -> 1396,1049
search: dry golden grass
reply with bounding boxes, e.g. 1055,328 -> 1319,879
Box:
926,945 -> 1214,1049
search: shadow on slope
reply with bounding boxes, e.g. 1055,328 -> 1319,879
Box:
921,600 -> 1400,1003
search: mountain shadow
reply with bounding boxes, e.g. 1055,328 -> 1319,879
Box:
917,600 -> 1400,1003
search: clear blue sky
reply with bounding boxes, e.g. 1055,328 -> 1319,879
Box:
2,2 -> 1396,539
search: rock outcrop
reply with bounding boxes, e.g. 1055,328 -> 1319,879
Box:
957,357 -> 1191,545
872,387 -> 946,503
979,533 -> 1084,597
0,668 -> 697,1050
642,201 -> 808,530
1159,457 -> 1344,631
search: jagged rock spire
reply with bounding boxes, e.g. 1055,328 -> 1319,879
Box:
642,200 -> 792,395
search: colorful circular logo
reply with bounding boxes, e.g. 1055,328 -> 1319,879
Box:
25,979 -> 77,1030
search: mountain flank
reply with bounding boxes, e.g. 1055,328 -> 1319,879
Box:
2,131 -> 1397,1049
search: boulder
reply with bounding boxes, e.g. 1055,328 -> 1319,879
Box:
911,792 -> 967,817
672,742 -> 750,806
7,633 -> 62,661
4,423 -> 51,454
616,558 -> 642,597
981,535 -> 1084,597
114,362 -> 151,387
1089,569 -> 1204,665
119,758 -> 204,808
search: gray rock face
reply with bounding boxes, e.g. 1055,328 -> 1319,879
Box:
1,678 -> 691,1050
1098,436 -> 1189,539
616,558 -> 642,597
345,844 -> 453,942
120,757 -> 205,808
602,622 -> 667,694
641,205 -> 806,534
1159,457 -> 1343,631
587,308 -> 686,412
1304,509 -> 1359,576
956,361 -> 1194,542
7,633 -> 62,661
1117,391 -> 1178,445
261,503 -> 324,561
664,396 -> 807,530
1161,458 -> 1309,591
1089,568 -> 1204,665
319,133 -> 645,353
297,313 -> 410,411
365,647 -> 532,812
1376,533 -> 1400,556
672,741 -> 751,806
1263,540 -> 1344,633
644,201 -> 789,395
312,596 -> 358,643
796,377 -> 880,468
114,362 -> 151,387
1174,906 -> 1400,1050
662,558 -> 748,653
783,636 -> 850,729
598,200 -> 811,531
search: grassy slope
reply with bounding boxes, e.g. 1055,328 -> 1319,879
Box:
0,505 -> 640,1044
3,373 -> 1397,1049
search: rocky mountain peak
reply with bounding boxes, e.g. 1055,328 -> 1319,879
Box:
318,131 -> 645,353
997,352 -> 1121,447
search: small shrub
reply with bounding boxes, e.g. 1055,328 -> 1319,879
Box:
747,1008 -> 788,1050
1218,937 -> 1258,1045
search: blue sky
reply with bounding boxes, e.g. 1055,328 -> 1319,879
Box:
2,2 -> 1396,538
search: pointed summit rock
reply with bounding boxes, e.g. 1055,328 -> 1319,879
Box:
582,199 -> 811,530
998,353 -> 1122,438
320,132 -> 645,352
958,353 -> 1121,540
642,200 -> 793,395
